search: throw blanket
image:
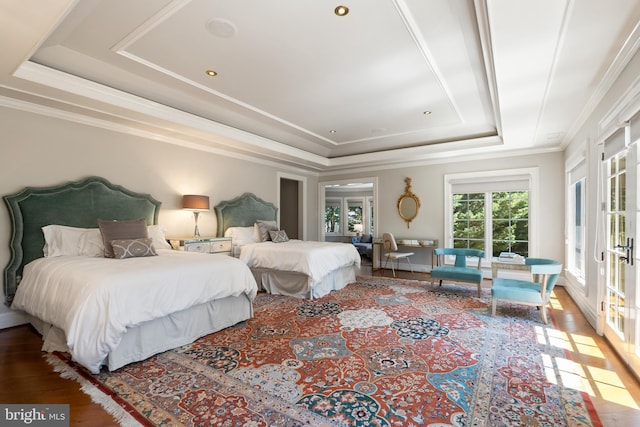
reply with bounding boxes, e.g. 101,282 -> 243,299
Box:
240,240 -> 361,285
12,250 -> 258,373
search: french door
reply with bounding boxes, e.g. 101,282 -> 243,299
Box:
604,145 -> 640,376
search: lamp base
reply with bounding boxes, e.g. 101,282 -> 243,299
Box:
193,211 -> 201,236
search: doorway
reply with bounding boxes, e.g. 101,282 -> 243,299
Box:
319,177 -> 378,242
278,173 -> 306,240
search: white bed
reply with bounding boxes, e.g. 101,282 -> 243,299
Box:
214,193 -> 361,299
4,177 -> 258,373
239,239 -> 360,299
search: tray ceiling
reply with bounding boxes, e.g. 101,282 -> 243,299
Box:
2,0 -> 639,171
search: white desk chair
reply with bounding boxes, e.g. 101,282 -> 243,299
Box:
382,232 -> 414,277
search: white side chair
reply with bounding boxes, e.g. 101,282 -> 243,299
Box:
382,232 -> 414,277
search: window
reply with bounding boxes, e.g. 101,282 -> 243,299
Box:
566,156 -> 586,284
569,178 -> 586,279
453,191 -> 529,257
445,168 -> 537,262
324,198 -> 341,234
346,198 -> 364,234
324,196 -> 369,236
366,196 -> 374,236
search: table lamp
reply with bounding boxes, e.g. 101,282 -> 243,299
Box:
354,223 -> 363,236
182,194 -> 209,236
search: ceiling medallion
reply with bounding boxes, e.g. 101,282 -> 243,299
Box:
334,6 -> 349,16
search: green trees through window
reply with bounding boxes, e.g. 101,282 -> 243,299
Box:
453,191 -> 529,257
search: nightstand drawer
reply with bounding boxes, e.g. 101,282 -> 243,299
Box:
184,242 -> 211,253
211,239 -> 231,253
168,236 -> 232,255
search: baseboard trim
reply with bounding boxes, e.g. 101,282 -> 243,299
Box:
0,310 -> 27,329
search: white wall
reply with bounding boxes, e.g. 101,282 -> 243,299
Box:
0,106 -> 317,326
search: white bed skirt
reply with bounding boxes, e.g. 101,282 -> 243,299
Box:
252,265 -> 356,299
29,293 -> 253,372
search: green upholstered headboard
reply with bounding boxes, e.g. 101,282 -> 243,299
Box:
214,193 -> 278,237
3,176 -> 161,305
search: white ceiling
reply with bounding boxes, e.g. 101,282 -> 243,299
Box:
1,0 -> 639,172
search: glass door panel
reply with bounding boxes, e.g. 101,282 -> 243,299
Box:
604,146 -> 640,376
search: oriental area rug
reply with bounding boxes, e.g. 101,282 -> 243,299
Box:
48,276 -> 602,426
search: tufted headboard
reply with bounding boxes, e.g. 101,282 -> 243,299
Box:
3,176 -> 161,305
214,192 -> 278,237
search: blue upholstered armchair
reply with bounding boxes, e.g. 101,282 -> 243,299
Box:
491,258 -> 562,324
430,248 -> 485,297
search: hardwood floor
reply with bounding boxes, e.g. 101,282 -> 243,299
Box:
1,264 -> 639,426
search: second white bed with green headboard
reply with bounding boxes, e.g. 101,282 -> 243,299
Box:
215,193 -> 361,299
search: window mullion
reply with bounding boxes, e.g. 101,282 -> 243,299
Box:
485,192 -> 493,259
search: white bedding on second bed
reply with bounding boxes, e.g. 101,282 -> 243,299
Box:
12,249 -> 258,373
239,239 -> 360,287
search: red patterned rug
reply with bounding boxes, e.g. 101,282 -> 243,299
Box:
48,276 -> 602,426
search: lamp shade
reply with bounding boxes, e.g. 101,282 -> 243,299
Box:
182,195 -> 210,210
354,224 -> 363,232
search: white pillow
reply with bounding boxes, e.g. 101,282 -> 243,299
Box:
42,225 -> 91,257
224,226 -> 258,246
43,224 -> 171,257
78,228 -> 105,257
147,225 -> 172,250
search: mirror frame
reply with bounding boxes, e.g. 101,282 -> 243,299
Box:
397,177 -> 420,228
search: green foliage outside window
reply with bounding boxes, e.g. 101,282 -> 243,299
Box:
453,193 -> 485,250
325,203 -> 340,233
453,191 -> 529,257
347,203 -> 363,232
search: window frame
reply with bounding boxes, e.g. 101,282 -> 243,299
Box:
444,168 -> 539,268
565,152 -> 587,287
324,197 -> 342,235
345,197 -> 365,236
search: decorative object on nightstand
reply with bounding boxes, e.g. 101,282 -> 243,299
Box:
182,194 -> 209,237
168,236 -> 232,255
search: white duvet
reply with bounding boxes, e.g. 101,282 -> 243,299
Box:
12,249 -> 258,373
239,240 -> 361,284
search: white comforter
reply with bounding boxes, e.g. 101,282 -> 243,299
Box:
12,249 -> 258,373
239,240 -> 360,284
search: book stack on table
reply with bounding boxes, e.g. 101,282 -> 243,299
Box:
498,252 -> 525,263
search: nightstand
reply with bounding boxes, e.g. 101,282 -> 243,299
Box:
168,236 -> 232,256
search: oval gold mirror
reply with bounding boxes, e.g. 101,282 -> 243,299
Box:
397,177 -> 420,228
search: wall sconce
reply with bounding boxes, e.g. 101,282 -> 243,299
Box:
182,195 -> 210,236
354,223 -> 363,236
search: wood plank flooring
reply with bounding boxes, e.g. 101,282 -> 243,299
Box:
1,266 -> 639,426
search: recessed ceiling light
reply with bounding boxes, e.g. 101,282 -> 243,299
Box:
329,130 -> 337,133
423,110 -> 432,115
205,70 -> 218,77
334,5 -> 349,16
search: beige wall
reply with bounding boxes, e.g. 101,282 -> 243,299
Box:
0,107 -> 317,325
